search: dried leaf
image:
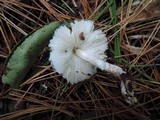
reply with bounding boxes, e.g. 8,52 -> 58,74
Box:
131,0 -> 160,22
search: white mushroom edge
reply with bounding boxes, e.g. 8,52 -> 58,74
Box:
49,19 -> 125,84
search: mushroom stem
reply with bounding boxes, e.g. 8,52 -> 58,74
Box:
76,49 -> 138,105
76,49 -> 126,76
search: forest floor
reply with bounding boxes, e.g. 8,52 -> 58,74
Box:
0,0 -> 160,120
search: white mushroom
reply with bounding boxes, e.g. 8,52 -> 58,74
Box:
49,19 -> 125,84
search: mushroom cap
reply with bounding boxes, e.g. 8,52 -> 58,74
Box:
49,20 -> 108,84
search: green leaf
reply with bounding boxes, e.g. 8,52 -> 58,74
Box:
2,21 -> 60,88
110,0 -> 122,63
